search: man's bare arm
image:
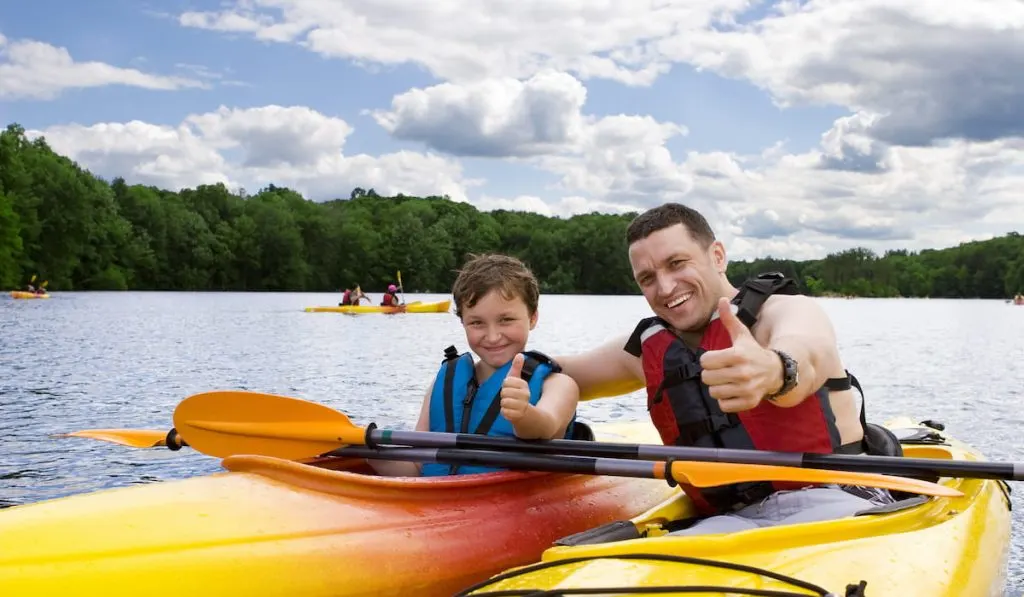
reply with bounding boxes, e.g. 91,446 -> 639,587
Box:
555,334 -> 645,401
756,295 -> 840,408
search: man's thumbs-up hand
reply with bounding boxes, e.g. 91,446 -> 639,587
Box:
500,354 -> 531,422
699,297 -> 784,412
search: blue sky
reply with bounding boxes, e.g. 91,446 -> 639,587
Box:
1,0 -> 1021,260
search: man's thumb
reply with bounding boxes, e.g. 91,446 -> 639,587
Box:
717,297 -> 751,340
508,353 -> 525,379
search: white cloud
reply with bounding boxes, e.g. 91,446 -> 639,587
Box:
185,105 -> 355,167
177,0 -> 752,85
658,0 -> 1024,145
372,69 -> 587,157
373,70 -> 693,207
473,194 -> 638,219
28,106 -> 475,203
685,123 -> 1024,260
0,34 -> 206,100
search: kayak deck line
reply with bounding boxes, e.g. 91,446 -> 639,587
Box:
455,552 -> 846,597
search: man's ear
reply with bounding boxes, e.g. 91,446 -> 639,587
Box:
710,240 -> 727,274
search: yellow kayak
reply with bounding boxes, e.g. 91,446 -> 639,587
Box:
457,417 -> 1013,597
305,299 -> 451,314
10,291 -> 49,299
0,421 -> 675,597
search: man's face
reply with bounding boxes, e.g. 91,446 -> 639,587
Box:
628,223 -> 727,334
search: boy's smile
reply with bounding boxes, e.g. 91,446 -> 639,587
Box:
460,288 -> 538,373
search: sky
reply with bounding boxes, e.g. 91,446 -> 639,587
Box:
1,0 -> 1023,261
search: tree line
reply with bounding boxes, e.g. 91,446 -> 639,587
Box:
1,123 -> 1022,298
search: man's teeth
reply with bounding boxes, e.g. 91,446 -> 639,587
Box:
667,293 -> 693,308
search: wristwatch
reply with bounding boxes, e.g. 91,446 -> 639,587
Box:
764,349 -> 798,402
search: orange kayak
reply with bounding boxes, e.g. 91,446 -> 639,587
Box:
0,421 -> 675,597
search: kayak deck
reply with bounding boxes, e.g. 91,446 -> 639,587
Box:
304,299 -> 451,314
0,421 -> 675,597
457,418 -> 1013,597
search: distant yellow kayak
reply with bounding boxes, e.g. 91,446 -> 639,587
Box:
10,291 -> 50,299
305,299 -> 452,314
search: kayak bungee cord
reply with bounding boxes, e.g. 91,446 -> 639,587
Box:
451,553 -> 866,597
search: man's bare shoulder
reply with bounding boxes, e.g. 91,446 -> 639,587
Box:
754,294 -> 835,341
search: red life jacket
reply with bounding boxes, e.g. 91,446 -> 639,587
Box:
341,290 -> 352,305
381,292 -> 396,306
624,273 -> 865,515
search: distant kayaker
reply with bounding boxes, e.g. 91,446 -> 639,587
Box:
368,254 -> 581,477
380,284 -> 402,307
340,286 -> 367,306
555,202 -> 898,535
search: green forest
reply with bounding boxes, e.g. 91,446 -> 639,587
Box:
2,123 -> 1023,298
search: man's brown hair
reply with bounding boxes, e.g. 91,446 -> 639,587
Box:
625,202 -> 716,248
452,254 -> 540,318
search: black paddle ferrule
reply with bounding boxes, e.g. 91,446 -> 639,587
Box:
663,457 -> 679,487
166,428 -> 186,451
363,421 -> 379,448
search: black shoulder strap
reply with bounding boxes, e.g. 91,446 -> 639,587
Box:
441,345 -> 462,434
519,350 -> 562,381
732,272 -> 800,328
623,316 -> 665,357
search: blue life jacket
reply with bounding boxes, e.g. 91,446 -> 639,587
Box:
421,345 -> 576,476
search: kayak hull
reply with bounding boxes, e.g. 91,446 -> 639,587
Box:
0,421 -> 675,597
305,299 -> 451,314
459,418 -> 1012,597
9,291 -> 49,299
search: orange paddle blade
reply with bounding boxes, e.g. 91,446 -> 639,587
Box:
665,460 -> 962,498
56,429 -> 168,448
173,390 -> 365,459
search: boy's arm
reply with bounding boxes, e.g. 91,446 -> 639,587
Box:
510,372 -> 580,440
365,385 -> 432,476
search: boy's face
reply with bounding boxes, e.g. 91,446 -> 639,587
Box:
460,288 -> 537,369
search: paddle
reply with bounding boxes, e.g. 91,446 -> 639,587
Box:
56,428 -> 188,449
49,424 -> 964,497
396,270 -> 406,304
170,390 -> 961,497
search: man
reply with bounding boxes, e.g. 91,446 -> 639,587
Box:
555,202 -> 897,536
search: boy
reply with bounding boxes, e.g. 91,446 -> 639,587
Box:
369,254 -> 580,476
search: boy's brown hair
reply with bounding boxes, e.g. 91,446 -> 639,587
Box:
452,254 -> 540,318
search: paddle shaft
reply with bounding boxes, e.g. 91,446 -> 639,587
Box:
336,445 -> 683,480
368,428 -> 1024,481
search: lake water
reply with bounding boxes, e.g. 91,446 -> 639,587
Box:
2,291 -> 1023,594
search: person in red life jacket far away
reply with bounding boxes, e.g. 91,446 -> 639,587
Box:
380,284 -> 402,307
340,285 -> 368,306
554,202 -> 901,536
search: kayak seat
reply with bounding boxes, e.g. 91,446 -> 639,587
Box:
863,422 -> 903,458
854,495 -> 930,517
553,520 -> 643,546
569,421 -> 595,442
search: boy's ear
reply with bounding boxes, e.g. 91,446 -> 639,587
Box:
529,311 -> 538,330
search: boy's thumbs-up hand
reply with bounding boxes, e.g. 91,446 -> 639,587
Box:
698,297 -> 785,412
500,354 -> 531,422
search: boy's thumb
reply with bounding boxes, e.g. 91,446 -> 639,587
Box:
508,353 -> 525,379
